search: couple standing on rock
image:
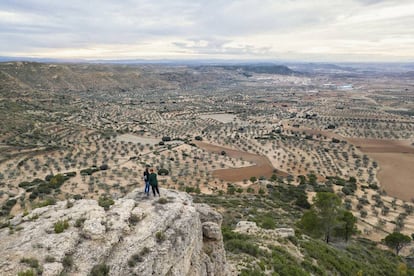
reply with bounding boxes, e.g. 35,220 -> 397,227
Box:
143,167 -> 160,197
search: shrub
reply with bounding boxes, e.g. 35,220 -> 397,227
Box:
75,217 -> 86,228
54,220 -> 69,233
227,185 -> 236,195
158,168 -> 169,175
34,198 -> 56,209
185,186 -> 195,193
222,226 -> 261,257
73,194 -> 83,200
49,174 -> 66,188
17,270 -> 35,276
80,167 -> 99,176
157,198 -> 168,204
98,196 -> 114,211
128,248 -> 150,267
260,217 -> 276,229
44,255 -> 55,263
20,258 -> 40,269
129,214 -> 141,225
225,239 -> 261,257
156,231 -> 166,243
128,254 -> 143,267
89,263 -> 110,276
65,171 -> 77,177
295,194 -> 311,209
20,257 -> 42,275
62,254 -> 74,268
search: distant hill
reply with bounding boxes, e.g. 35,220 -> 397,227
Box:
215,64 -> 296,75
0,62 -> 248,96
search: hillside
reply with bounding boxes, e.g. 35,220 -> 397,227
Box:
0,62 -> 264,96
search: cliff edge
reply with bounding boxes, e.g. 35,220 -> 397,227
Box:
0,189 -> 229,276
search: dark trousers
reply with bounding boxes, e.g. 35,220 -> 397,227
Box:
152,185 -> 160,196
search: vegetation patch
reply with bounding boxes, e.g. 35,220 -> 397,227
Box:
98,195 -> 114,211
20,257 -> 42,275
155,231 -> 166,243
18,174 -> 73,202
128,214 -> 141,226
75,217 -> 86,228
89,263 -> 110,276
54,219 -> 69,233
157,197 -> 169,204
128,247 -> 150,267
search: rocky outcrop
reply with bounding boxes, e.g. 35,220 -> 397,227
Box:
0,189 -> 229,276
235,221 -> 295,238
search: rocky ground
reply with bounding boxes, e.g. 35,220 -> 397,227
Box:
0,189 -> 230,276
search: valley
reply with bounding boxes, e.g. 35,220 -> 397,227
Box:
1,61 -> 414,275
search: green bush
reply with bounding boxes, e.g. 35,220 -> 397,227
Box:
73,194 -> 83,200
98,196 -> 114,211
20,258 -> 40,269
158,168 -> 169,175
20,257 -> 42,275
260,217 -> 276,229
227,185 -> 236,195
65,171 -> 77,177
62,254 -> 74,268
185,186 -> 195,193
128,214 -> 141,225
80,167 -> 100,176
54,220 -> 69,233
222,226 -> 261,257
156,231 -> 166,243
89,263 -> 110,276
17,270 -> 35,276
225,239 -> 261,257
75,217 -> 86,228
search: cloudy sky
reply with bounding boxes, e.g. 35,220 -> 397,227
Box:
0,0 -> 413,61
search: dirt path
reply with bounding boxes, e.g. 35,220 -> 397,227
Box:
194,141 -> 288,182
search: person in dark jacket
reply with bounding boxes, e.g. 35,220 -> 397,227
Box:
143,167 -> 150,196
148,168 -> 160,197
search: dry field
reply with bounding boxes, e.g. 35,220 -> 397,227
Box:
195,141 -> 287,182
349,138 -> 414,201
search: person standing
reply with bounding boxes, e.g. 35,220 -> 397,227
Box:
148,168 -> 160,197
143,167 -> 150,196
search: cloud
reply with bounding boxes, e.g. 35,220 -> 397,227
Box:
0,0 -> 413,61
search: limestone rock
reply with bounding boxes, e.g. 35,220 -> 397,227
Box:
235,220 -> 295,238
0,189 -> 230,276
202,222 -> 222,241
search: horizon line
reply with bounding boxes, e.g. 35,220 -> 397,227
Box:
1,56 -> 414,65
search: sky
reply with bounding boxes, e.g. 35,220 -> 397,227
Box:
0,0 -> 413,62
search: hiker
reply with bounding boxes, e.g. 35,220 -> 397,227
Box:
143,167 -> 150,196
149,168 -> 160,197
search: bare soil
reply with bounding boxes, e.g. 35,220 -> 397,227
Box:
195,141 -> 288,182
348,138 -> 414,201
